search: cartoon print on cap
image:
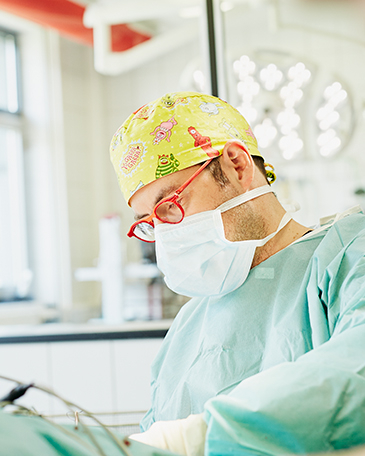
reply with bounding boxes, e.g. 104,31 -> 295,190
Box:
219,118 -> 245,143
130,180 -> 145,198
245,126 -> 256,140
188,126 -> 220,158
110,91 -> 264,204
132,104 -> 155,120
155,153 -> 180,179
161,94 -> 189,109
111,130 -> 123,152
199,102 -> 222,116
120,140 -> 146,175
150,116 -> 178,145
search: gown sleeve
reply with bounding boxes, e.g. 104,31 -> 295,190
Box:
203,231 -> 365,455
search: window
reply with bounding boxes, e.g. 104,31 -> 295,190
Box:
0,28 -> 31,302
0,29 -> 19,113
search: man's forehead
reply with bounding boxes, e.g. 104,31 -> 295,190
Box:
130,168 -> 190,219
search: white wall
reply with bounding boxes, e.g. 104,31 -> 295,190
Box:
58,39 -> 102,317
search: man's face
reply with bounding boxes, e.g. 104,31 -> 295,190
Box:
129,143 -> 264,243
130,163 -> 233,230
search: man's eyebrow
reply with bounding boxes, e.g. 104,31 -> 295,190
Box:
134,212 -> 149,221
134,184 -> 179,221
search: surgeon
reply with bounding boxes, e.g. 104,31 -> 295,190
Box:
110,92 -> 365,456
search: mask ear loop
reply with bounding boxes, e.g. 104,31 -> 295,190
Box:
255,212 -> 292,247
281,200 -> 301,213
264,163 -> 276,184
218,185 -> 274,213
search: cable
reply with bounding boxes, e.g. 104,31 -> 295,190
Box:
0,374 -> 133,456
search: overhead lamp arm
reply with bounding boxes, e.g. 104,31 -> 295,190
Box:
83,0 -> 200,76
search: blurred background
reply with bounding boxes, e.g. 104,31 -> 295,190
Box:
1,0 -> 365,326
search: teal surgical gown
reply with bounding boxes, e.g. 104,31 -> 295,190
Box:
0,410 -> 177,456
141,210 -> 365,455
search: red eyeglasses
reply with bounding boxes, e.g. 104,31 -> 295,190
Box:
128,159 -> 214,242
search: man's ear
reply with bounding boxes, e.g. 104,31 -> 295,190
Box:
220,140 -> 254,191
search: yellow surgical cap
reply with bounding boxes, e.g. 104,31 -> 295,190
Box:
110,91 -> 263,204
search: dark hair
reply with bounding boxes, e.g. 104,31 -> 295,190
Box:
207,155 -> 269,187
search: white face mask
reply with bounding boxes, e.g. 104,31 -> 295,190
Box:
155,185 -> 292,298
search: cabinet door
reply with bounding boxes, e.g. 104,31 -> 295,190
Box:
0,343 -> 52,413
50,341 -> 114,415
0,337 -> 164,422
113,338 -> 163,412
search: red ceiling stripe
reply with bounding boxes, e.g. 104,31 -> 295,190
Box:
0,0 -> 151,51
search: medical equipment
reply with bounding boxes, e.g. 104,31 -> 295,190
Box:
75,215 -> 124,323
0,374 -> 178,456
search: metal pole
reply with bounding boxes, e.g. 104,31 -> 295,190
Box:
206,0 -> 219,97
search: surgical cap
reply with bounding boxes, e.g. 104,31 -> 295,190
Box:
110,91 -> 263,204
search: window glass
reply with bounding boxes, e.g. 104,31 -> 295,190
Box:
0,28 -> 29,303
0,30 -> 19,113
0,126 -> 30,302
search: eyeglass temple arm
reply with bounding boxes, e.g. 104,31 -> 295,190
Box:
174,158 -> 214,196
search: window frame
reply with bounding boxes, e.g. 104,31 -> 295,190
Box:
0,27 -> 22,116
0,27 -> 30,303
0,12 -> 71,322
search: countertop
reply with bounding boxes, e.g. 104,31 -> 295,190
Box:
0,319 -> 173,344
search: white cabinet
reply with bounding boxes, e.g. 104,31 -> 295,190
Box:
51,340 -> 114,414
0,343 -> 52,413
0,337 -> 164,417
114,339 -> 163,412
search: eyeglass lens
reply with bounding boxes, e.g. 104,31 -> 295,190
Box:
155,201 -> 184,223
134,222 -> 155,241
133,201 -> 184,241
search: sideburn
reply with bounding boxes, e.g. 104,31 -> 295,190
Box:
206,157 -> 230,188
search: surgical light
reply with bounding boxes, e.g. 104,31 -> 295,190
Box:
279,131 -> 303,160
316,104 -> 334,121
277,109 -> 300,135
319,111 -> 340,131
237,77 -> 260,103
324,82 -> 342,100
231,54 -> 353,161
287,62 -> 311,88
233,55 -> 256,80
259,64 -> 283,91
232,54 -> 309,161
317,129 -> 336,147
280,82 -> 303,108
237,104 -> 258,123
254,118 -> 277,149
314,79 -> 352,157
319,137 -> 341,157
327,90 -> 347,108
